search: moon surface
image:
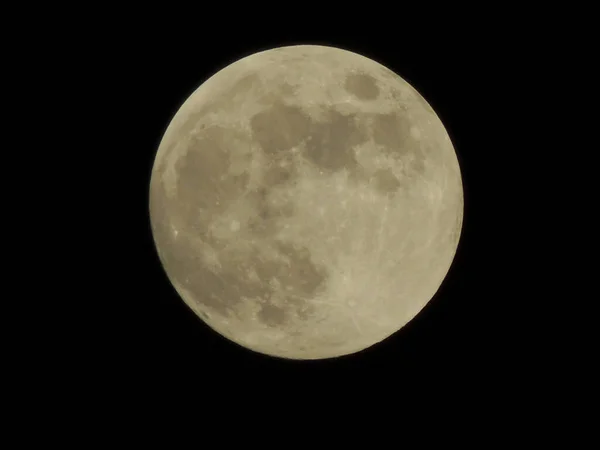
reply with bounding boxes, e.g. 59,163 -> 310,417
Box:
149,45 -> 463,360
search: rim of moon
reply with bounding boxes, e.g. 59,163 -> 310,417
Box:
149,45 -> 463,360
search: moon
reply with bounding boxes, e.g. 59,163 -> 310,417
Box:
149,45 -> 463,360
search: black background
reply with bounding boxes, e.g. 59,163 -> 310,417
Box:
76,18 -> 546,406
4,4 -> 589,438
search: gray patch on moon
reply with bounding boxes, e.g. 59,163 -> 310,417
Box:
257,303 -> 287,327
370,168 -> 401,195
274,242 -> 328,298
172,132 -> 332,326
154,220 -> 328,323
228,73 -> 261,101
174,126 -> 251,227
155,125 -> 330,323
372,112 -> 411,151
250,102 -> 312,154
410,151 -> 426,174
344,73 -> 380,100
246,186 -> 295,238
242,242 -> 328,327
371,112 -> 426,176
303,109 -> 367,173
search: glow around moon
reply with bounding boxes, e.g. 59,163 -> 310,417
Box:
149,45 -> 463,360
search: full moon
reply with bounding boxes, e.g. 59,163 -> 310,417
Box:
149,45 -> 463,360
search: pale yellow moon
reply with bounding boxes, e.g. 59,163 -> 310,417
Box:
149,45 -> 463,360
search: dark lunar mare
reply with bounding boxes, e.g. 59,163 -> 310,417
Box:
152,115 -> 332,325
